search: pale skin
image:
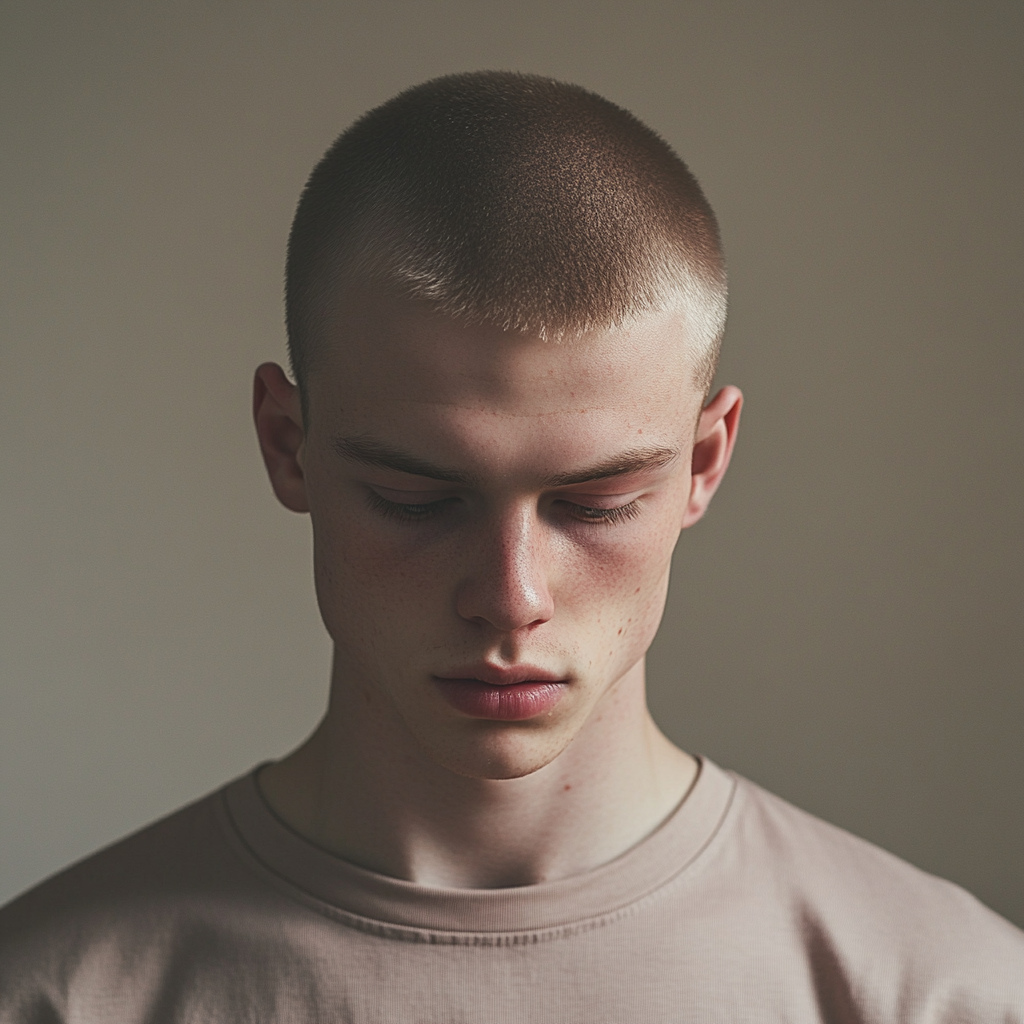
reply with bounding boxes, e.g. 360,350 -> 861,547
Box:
254,281 -> 742,889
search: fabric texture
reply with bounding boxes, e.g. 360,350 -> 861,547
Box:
1,757 -> 1021,1023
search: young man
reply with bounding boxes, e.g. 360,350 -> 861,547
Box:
1,72 -> 1021,1023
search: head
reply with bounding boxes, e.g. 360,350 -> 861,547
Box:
255,73 -> 741,781
285,71 -> 728,415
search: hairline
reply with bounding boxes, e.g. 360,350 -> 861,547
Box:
291,261 -> 726,425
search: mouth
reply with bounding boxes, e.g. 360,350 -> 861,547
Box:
432,664 -> 568,721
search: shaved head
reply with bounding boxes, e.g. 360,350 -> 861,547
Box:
285,71 -> 727,407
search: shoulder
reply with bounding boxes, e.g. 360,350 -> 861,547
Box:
0,776 -> 265,1019
727,772 -> 1015,933
1,781 -> 234,927
717,770 -> 1024,1017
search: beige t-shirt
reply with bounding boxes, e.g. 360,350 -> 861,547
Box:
1,757 -> 1021,1023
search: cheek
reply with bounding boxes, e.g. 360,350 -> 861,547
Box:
558,520 -> 679,658
309,509 -> 453,641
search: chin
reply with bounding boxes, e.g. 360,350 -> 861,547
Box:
418,722 -> 574,781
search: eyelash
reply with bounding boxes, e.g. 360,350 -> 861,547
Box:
366,492 -> 455,522
365,492 -> 643,526
568,500 -> 643,525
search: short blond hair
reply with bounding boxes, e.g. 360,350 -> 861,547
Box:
286,72 -> 727,398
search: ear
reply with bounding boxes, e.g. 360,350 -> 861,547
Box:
253,362 -> 309,513
681,385 -> 743,530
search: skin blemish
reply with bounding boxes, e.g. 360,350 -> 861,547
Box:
563,784 -> 572,792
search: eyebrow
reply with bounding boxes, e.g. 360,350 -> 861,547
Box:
331,435 -> 680,488
331,436 -> 473,484
542,446 -> 679,486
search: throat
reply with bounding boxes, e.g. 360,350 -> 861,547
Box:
257,712 -> 697,889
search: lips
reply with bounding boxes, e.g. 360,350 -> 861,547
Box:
432,663 -> 568,720
439,662 -> 564,686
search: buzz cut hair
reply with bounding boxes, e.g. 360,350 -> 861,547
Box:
285,71 -> 728,404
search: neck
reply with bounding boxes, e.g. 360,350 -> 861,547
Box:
259,652 -> 697,889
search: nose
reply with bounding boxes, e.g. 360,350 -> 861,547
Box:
455,503 -> 555,633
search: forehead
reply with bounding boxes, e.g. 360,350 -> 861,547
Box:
311,285 -> 701,422
307,293 -> 706,480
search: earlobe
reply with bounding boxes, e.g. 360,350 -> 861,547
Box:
681,385 -> 743,530
253,362 -> 310,514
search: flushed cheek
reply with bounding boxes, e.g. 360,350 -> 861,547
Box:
556,533 -> 676,675
310,518 -> 459,653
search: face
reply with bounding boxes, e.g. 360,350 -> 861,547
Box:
256,285 -> 739,781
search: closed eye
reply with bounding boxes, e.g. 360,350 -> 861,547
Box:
561,498 -> 643,525
366,491 -> 457,522
365,490 -> 645,526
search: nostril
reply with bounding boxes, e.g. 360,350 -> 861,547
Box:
455,574 -> 554,633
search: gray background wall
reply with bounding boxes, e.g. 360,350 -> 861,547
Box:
2,1 -> 1021,927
